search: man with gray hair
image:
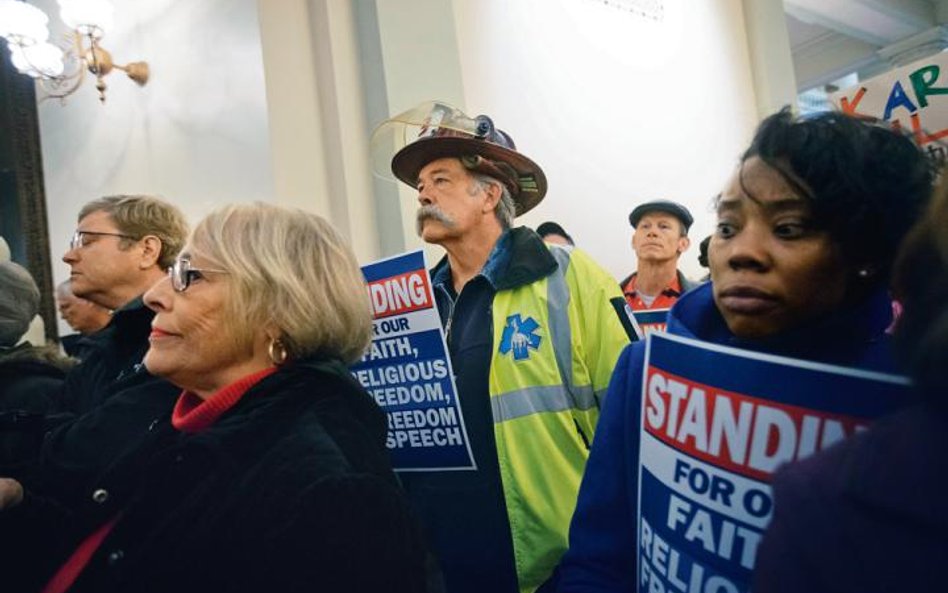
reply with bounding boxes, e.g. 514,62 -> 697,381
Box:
374,102 -> 638,593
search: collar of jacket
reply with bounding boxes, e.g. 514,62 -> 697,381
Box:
94,296 -> 153,341
619,269 -> 697,297
430,226 -> 558,293
221,355 -> 387,440
666,281 -> 896,367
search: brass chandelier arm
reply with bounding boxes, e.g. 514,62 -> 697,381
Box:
114,61 -> 149,86
30,32 -> 148,104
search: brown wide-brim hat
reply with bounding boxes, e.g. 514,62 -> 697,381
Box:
392,137 -> 547,217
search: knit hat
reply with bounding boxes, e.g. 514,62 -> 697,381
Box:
0,261 -> 40,347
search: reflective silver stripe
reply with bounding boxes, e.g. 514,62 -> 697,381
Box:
594,387 -> 608,409
547,247 -> 574,394
491,384 -> 599,423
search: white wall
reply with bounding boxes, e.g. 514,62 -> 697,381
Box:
451,0 -> 761,280
34,0 -> 274,334
32,0 -> 771,340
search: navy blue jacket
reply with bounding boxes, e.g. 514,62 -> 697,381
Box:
553,282 -> 900,592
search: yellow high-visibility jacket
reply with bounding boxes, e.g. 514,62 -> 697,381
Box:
412,228 -> 636,593
485,237 -> 635,592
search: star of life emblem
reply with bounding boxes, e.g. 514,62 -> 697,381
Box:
499,313 -> 542,361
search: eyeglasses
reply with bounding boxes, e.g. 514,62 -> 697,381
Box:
69,230 -> 137,251
168,257 -> 229,292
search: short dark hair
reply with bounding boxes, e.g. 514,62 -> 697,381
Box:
697,235 -> 711,268
742,107 -> 934,287
536,221 -> 574,245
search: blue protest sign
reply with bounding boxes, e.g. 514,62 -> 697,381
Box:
632,308 -> 671,335
636,333 -> 911,592
352,250 -> 476,472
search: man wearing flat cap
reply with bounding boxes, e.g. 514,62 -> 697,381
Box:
620,200 -> 698,332
374,102 -> 636,593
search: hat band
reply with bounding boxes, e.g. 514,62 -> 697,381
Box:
461,155 -> 521,197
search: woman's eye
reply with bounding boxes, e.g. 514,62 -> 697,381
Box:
716,222 -> 736,239
774,222 -> 807,239
187,270 -> 205,283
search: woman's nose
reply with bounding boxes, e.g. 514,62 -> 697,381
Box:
725,226 -> 771,272
143,274 -> 173,313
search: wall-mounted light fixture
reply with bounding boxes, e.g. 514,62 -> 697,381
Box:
0,0 -> 148,104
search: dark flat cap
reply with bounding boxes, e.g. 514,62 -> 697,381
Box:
536,221 -> 573,243
629,200 -> 694,231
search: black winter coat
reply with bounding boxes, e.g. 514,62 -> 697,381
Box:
2,358 -> 428,593
0,297 -> 179,484
0,344 -> 70,414
53,296 -> 156,415
0,346 -> 70,470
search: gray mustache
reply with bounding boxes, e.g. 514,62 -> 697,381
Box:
416,205 -> 456,235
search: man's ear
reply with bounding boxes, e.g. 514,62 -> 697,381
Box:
139,235 -> 163,269
481,182 -> 502,214
677,235 -> 691,254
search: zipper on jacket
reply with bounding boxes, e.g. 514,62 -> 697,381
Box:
437,284 -> 458,348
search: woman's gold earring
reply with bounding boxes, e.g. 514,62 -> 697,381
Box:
268,338 -> 288,366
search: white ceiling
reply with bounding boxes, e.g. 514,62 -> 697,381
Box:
784,0 -> 948,90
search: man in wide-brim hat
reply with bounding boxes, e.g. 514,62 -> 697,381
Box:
372,101 -> 637,593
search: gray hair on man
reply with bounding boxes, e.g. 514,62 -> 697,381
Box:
0,261 -> 40,348
470,173 -> 516,230
78,195 -> 189,269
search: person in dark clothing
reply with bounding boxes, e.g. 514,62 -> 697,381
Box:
0,196 -> 187,502
0,261 -> 72,414
753,157 -> 948,592
0,203 -> 427,593
551,108 -> 934,592
56,195 -> 190,415
0,263 -> 72,467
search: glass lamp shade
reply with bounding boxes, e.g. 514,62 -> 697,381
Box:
58,0 -> 114,37
0,1 -> 50,45
10,42 -> 65,78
